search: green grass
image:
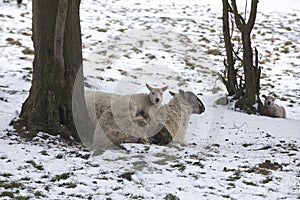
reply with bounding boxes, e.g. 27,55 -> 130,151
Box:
26,160 -> 44,171
51,172 -> 71,182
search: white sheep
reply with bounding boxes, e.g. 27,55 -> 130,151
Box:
85,84 -> 168,150
85,90 -> 118,123
85,84 -> 168,123
262,95 -> 286,118
149,90 -> 206,145
91,89 -> 205,150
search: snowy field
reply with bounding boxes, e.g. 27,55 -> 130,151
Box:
0,0 -> 299,199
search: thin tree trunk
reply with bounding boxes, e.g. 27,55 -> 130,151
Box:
222,0 -> 237,96
242,32 -> 256,106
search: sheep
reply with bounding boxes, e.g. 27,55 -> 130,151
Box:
149,90 -> 205,145
91,89 -> 205,151
85,84 -> 168,150
85,90 -> 118,123
85,84 -> 168,124
262,95 -> 286,118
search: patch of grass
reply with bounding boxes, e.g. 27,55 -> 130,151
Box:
132,160 -> 147,171
206,48 -> 221,56
280,47 -> 289,54
243,180 -> 258,186
112,186 -> 122,191
55,154 -> 63,159
242,143 -> 253,148
59,182 -> 77,188
258,160 -> 283,170
22,67 -> 32,71
0,191 -> 14,198
221,194 -> 231,199
226,170 -> 242,181
21,48 -> 34,55
51,173 -> 71,182
170,163 -> 186,172
6,38 -> 22,46
26,160 -> 44,170
0,173 -> 13,178
16,195 -> 30,200
245,167 -> 270,175
97,28 -> 107,32
34,191 -> 45,198
254,145 -> 272,151
39,150 -> 49,156
41,175 -> 49,179
20,177 -> 30,181
0,180 -> 22,189
118,172 -> 134,181
164,193 -> 179,200
261,176 -> 272,184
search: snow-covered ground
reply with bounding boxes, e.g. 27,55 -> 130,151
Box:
0,0 -> 299,199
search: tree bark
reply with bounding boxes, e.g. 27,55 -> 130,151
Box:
230,0 -> 260,113
222,0 -> 237,96
11,0 -> 83,141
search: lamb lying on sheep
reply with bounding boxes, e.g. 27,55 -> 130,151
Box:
127,83 -> 168,120
91,89 -> 205,150
262,95 -> 286,118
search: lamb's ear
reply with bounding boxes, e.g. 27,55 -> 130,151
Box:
146,83 -> 153,91
169,91 -> 176,96
161,85 -> 168,92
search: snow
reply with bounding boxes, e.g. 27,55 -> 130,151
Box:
0,0 -> 300,199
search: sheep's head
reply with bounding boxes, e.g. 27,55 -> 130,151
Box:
169,90 -> 205,114
262,94 -> 275,107
146,83 -> 168,105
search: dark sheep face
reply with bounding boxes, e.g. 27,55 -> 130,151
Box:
179,90 -> 205,114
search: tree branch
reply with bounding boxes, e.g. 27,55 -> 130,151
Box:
54,0 -> 68,77
231,0 -> 245,30
246,0 -> 258,31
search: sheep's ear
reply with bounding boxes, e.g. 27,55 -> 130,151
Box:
169,91 -> 176,96
179,89 -> 185,96
161,85 -> 168,92
146,83 -> 153,91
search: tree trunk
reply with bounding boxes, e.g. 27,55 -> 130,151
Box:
11,0 -> 82,141
222,0 -> 238,96
242,31 -> 256,107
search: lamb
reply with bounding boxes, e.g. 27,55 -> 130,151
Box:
262,95 -> 286,118
127,83 -> 168,120
91,89 -> 205,151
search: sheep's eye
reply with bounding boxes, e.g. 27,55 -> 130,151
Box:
152,92 -> 154,95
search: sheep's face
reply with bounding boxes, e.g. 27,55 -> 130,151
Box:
171,90 -> 205,114
146,84 -> 168,105
263,95 -> 275,107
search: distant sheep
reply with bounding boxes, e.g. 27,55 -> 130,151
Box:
262,95 -> 286,118
91,89 -> 205,150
